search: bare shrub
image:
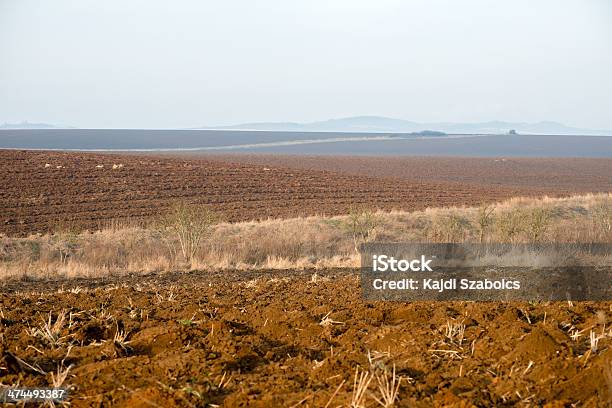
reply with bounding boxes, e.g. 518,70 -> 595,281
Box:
50,228 -> 81,265
496,209 -> 527,243
342,207 -> 379,253
446,213 -> 472,242
524,207 -> 552,242
496,207 -> 553,243
430,213 -> 472,243
475,204 -> 494,243
158,202 -> 217,264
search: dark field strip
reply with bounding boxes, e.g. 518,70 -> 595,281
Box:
0,150 -> 571,236
201,154 -> 612,193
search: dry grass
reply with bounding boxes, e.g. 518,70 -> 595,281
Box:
444,320 -> 466,346
31,310 -> 69,347
372,364 -> 402,407
350,368 -> 372,408
0,193 -> 610,280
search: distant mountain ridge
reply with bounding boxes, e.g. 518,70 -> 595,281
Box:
2,117 -> 609,135
0,122 -> 73,129
201,116 -> 611,136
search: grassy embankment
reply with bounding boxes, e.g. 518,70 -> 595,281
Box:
0,194 -> 610,280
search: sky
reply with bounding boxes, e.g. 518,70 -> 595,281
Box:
1,0 -> 611,129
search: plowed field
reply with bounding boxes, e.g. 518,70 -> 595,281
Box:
0,270 -> 609,406
201,155 -> 612,193
0,150 -> 548,236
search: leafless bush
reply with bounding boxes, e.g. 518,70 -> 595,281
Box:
158,202 -> 217,264
430,213 -> 472,243
496,209 -> 527,243
475,204 -> 495,243
495,207 -> 553,243
342,207 -> 379,253
50,229 -> 81,265
525,207 -> 552,242
451,214 -> 472,242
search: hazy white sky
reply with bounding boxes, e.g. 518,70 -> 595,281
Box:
1,0 -> 610,129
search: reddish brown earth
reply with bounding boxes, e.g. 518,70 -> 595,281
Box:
201,154 -> 612,193
0,270 -> 610,407
0,150 -> 564,237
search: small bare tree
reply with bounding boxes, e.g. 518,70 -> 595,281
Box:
525,207 -> 552,242
159,202 -> 217,264
429,213 -> 472,243
444,214 -> 471,242
496,209 -> 526,243
475,205 -> 495,243
342,207 -> 379,254
50,223 -> 81,264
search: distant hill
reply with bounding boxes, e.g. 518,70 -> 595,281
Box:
2,118 -> 609,135
200,116 -> 611,135
0,122 -> 73,129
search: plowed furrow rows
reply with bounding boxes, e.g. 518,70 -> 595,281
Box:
0,150 -> 552,236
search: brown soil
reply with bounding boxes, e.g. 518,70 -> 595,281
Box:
0,150 -> 561,237
201,154 -> 612,193
0,270 -> 609,407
